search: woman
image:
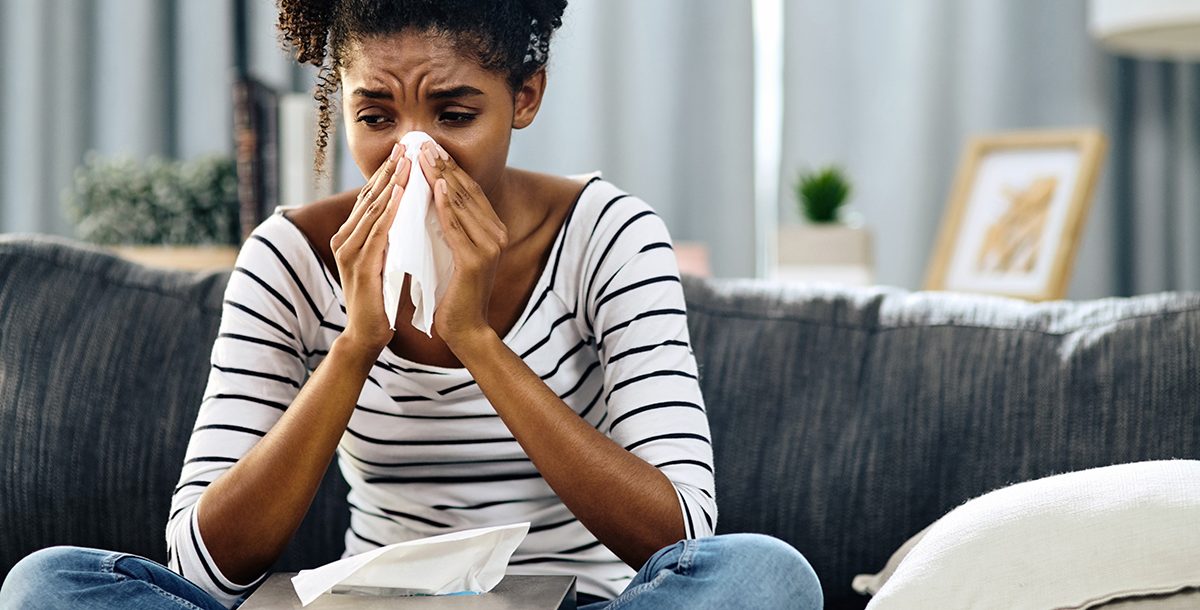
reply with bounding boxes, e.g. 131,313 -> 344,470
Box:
0,1 -> 822,608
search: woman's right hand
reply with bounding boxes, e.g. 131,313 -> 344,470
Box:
330,142 -> 412,357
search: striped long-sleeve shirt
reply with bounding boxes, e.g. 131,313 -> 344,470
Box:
165,176 -> 717,607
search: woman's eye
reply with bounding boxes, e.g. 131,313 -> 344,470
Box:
356,115 -> 389,126
440,112 -> 476,124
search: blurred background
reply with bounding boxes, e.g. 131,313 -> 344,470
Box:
1,0 -> 1197,298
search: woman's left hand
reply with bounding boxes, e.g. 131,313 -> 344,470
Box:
418,141 -> 509,351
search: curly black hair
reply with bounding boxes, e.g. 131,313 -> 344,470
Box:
276,0 -> 568,174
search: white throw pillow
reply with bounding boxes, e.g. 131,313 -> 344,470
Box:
854,460 -> 1200,610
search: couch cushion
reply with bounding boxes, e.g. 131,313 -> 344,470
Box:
0,235 -> 348,580
4,235 -> 1200,610
681,277 -> 1200,610
856,460 -> 1200,609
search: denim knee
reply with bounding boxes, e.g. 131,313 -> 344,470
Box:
708,533 -> 823,608
0,546 -> 95,606
1,546 -> 225,610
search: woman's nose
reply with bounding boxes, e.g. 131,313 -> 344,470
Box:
394,123 -> 432,138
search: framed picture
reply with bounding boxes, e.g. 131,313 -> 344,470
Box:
924,129 -> 1107,301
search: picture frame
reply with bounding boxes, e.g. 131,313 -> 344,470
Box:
924,129 -> 1108,301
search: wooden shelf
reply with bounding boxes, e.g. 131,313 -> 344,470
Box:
109,245 -> 239,271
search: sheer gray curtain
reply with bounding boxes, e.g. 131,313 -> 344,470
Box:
1112,59 -> 1200,294
6,0 -> 1194,291
507,0 -> 756,277
779,0 -> 1200,298
0,0 -> 306,235
2,0 -> 757,277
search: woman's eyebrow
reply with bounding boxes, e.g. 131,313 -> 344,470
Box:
352,87 -> 393,100
350,85 -> 485,101
428,85 -> 485,100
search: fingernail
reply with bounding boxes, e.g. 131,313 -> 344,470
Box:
439,179 -> 448,195
436,144 -> 449,161
389,143 -> 400,161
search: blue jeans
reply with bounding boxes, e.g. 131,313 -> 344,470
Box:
0,546 -> 230,610
0,534 -> 822,609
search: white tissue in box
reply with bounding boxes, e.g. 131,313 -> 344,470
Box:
290,522 -> 530,606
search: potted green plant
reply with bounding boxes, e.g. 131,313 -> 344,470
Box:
63,153 -> 241,270
776,165 -> 874,284
797,166 -> 852,223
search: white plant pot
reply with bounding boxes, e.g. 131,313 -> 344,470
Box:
774,223 -> 874,285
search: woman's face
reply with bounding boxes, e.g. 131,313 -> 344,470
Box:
339,30 -> 543,199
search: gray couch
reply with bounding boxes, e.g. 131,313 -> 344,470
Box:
2,234 -> 1198,609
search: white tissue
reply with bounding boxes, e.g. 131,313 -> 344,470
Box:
382,131 -> 455,336
290,522 -> 530,606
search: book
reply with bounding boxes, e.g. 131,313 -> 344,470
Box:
232,76 -> 279,243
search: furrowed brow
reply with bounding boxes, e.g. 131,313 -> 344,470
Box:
428,85 -> 485,100
352,88 -> 392,100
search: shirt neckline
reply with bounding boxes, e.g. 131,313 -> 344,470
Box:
273,174 -> 602,375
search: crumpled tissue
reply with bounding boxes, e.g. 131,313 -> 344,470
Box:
382,131 -> 455,336
290,522 -> 530,606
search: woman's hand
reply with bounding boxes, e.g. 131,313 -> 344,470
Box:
418,141 -> 509,351
330,142 -> 412,357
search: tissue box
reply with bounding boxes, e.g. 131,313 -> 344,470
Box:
240,573 -> 577,609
